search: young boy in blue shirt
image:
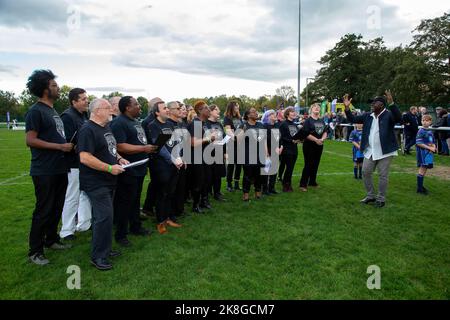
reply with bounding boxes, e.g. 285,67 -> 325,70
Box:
349,123 -> 364,179
416,114 -> 436,195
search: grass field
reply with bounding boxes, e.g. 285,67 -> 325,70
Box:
0,128 -> 449,300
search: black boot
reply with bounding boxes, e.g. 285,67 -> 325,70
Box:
234,180 -> 242,191
226,181 -> 233,192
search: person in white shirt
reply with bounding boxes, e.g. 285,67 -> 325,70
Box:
343,91 -> 402,208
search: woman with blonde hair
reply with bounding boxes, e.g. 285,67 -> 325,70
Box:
299,103 -> 328,192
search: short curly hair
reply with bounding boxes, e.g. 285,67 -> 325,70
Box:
26,69 -> 57,98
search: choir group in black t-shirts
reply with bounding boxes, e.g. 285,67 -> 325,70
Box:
23,69 -> 330,270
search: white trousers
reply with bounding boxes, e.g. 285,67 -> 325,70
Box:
59,168 -> 92,238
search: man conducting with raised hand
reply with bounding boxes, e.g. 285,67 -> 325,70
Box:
78,99 -> 129,271
343,90 -> 402,208
25,69 -> 74,266
59,88 -> 92,241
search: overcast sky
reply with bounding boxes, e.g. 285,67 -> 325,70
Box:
0,0 -> 448,102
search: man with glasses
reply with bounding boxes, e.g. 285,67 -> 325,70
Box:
78,99 -> 129,270
110,96 -> 157,247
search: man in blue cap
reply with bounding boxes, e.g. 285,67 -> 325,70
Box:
343,90 -> 402,208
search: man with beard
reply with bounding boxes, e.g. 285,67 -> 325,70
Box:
25,70 -> 74,265
148,101 -> 184,234
59,88 -> 92,241
110,96 -> 156,247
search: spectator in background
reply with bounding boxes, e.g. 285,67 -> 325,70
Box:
402,106 -> 420,155
436,109 -> 449,156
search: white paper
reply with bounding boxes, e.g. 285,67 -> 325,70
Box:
215,135 -> 232,146
264,158 -> 272,174
121,158 -> 149,169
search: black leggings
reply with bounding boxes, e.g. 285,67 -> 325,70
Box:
211,163 -> 226,195
300,142 -> 324,187
243,165 -> 262,193
281,153 -> 298,186
227,164 -> 242,184
191,164 -> 209,206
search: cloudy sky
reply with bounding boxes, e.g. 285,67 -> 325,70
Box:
0,0 -> 448,101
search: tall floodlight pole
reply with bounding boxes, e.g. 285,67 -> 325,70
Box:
297,0 -> 302,107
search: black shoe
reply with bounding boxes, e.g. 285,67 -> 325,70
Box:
234,182 -> 242,191
141,207 -> 153,215
116,238 -> 131,247
193,206 -> 204,214
109,250 -> 122,258
417,188 -> 429,195
130,228 -> 151,236
269,189 -> 279,195
360,197 -> 376,205
200,203 -> 212,210
214,194 -> 226,202
63,234 -> 76,241
374,201 -> 385,208
263,190 -> 271,196
91,258 -> 113,271
46,241 -> 72,250
226,183 -> 234,192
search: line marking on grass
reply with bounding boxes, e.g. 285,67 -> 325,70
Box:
0,173 -> 29,186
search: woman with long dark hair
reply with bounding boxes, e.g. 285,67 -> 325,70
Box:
206,105 -> 227,201
299,103 -> 328,192
223,101 -> 243,192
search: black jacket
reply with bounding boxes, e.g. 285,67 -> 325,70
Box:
402,112 -> 419,135
61,106 -> 89,168
345,104 -> 402,156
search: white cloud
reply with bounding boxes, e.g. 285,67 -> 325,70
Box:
0,0 -> 448,99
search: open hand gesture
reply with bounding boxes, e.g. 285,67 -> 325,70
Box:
343,94 -> 352,109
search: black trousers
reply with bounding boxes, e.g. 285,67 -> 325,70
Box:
29,174 -> 68,256
174,166 -> 187,215
226,164 -> 242,184
404,132 -> 417,152
211,163 -> 226,195
191,164 -> 209,207
154,161 -> 179,223
300,142 -> 324,187
114,174 -> 144,240
278,154 -> 286,180
262,174 -> 277,191
85,186 -> 115,260
143,167 -> 156,212
243,165 -> 262,193
282,153 -> 298,186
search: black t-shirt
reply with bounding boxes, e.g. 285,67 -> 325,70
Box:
264,123 -> 281,156
302,117 -> 328,146
279,120 -> 301,155
141,113 -> 155,142
237,121 -> 266,166
110,114 -> 148,176
148,118 -> 176,166
25,102 -> 68,176
60,106 -> 89,169
206,119 -> 226,161
223,116 -> 243,131
188,117 -> 210,164
78,120 -> 118,191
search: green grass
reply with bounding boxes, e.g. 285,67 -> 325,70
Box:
0,128 -> 449,300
